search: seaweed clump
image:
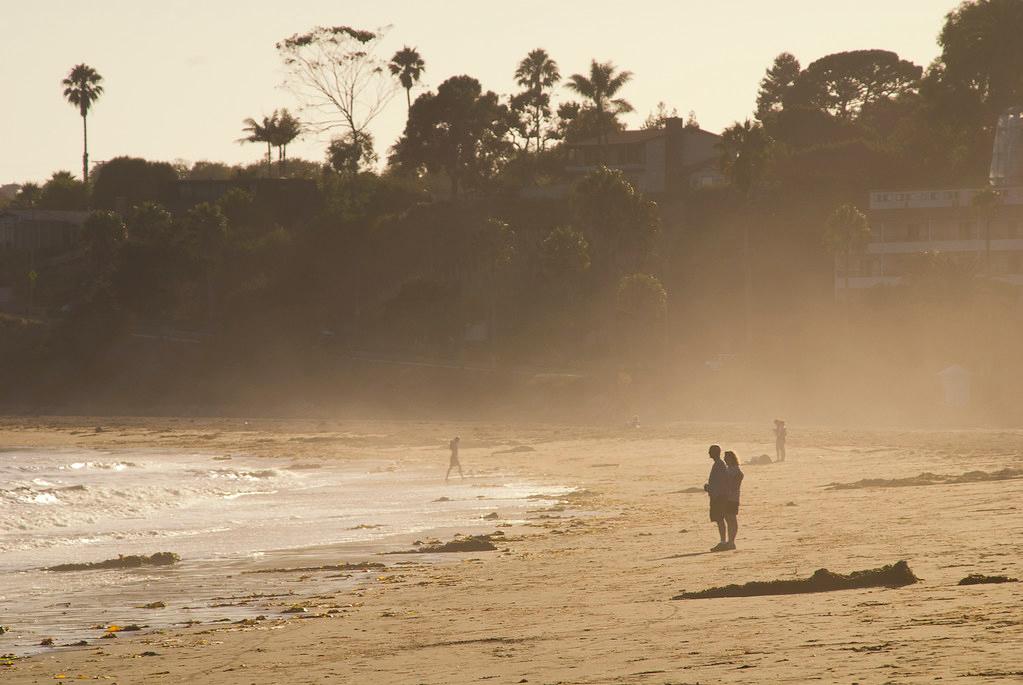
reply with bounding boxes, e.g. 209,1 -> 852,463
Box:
673,561 -> 918,600
958,574 -> 1018,586
47,552 -> 180,572
386,533 -> 500,554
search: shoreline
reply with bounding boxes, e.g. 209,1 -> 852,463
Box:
3,417 -> 1023,683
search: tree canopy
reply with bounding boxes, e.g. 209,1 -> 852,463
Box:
390,75 -> 514,196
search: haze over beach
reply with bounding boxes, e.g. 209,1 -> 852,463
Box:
2,0 -> 1023,683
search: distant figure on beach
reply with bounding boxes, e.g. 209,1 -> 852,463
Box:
446,436 -> 463,481
626,415 -> 640,429
774,419 -> 787,462
703,444 -> 729,551
723,451 -> 743,550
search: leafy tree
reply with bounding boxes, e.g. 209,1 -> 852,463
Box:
327,131 -> 377,175
755,52 -> 801,127
642,101 -> 680,130
277,25 -> 395,142
183,202 -> 229,325
572,166 -> 658,276
824,204 -> 872,295
8,183 -> 41,209
184,161 -> 236,181
239,114 -> 277,176
718,120 -> 770,196
617,273 -> 666,319
512,49 -> 561,152
388,46 -> 426,112
270,109 -> 302,175
938,0 -> 1023,121
38,171 -> 89,210
391,75 -> 514,196
61,63 -> 104,182
791,50 -> 922,120
540,225 -> 590,280
91,157 -> 178,211
564,60 -> 634,145
82,210 -> 126,276
617,272 -> 668,358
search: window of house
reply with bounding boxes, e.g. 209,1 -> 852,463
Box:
958,221 -> 973,240
624,143 -> 645,165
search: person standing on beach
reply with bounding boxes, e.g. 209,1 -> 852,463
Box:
722,451 -> 744,550
703,444 -> 729,551
446,436 -> 464,481
774,419 -> 787,462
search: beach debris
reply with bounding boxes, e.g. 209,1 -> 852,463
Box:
347,523 -> 384,530
246,561 -> 384,574
141,601 -> 166,609
492,445 -> 535,455
958,574 -> 1019,586
785,501 -> 797,506
140,651 -> 160,657
825,468 -> 1023,490
100,633 -> 116,639
46,552 -> 180,572
66,641 -> 88,647
282,605 -> 307,614
745,454 -> 773,465
433,496 -> 452,502
386,533 -> 501,554
39,638 -> 54,647
673,561 -> 919,600
482,512 -> 500,520
0,626 -> 6,635
94,426 -> 104,433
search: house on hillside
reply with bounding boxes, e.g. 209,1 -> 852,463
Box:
836,108 -> 1023,294
564,117 -> 727,195
0,209 -> 89,251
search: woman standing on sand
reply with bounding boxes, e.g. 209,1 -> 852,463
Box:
722,451 -> 743,551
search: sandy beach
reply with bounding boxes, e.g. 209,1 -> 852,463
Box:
2,416 -> 1022,684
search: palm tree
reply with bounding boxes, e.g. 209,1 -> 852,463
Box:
514,48 -> 560,152
238,114 -> 277,176
718,119 -> 770,347
61,64 -> 104,183
270,109 -> 302,175
388,47 -> 426,112
972,187 -> 1001,273
824,204 -> 873,299
564,60 -> 633,146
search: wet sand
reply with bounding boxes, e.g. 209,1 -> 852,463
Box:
2,417 -> 1022,683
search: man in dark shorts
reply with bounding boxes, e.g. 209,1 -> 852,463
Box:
703,444 -> 729,551
445,436 -> 463,481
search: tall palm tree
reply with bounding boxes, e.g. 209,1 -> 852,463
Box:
565,60 -> 633,145
61,64 -> 104,183
388,47 -> 426,112
718,119 -> 770,347
514,48 -> 560,152
238,114 -> 277,176
270,109 -> 302,175
824,204 -> 872,299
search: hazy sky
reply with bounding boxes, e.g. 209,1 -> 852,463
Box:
3,0 -> 963,185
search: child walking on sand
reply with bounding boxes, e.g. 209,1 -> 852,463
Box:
774,419 -> 787,462
446,436 -> 464,481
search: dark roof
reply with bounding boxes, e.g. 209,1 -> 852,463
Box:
570,126 -> 720,147
569,129 -> 665,147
